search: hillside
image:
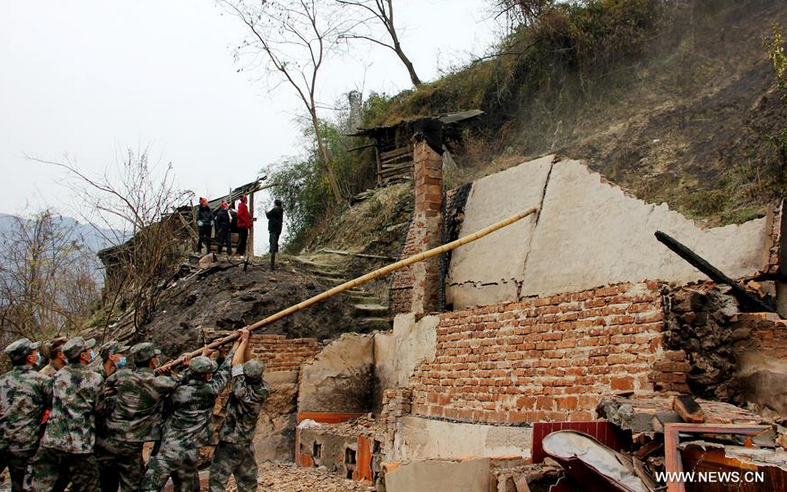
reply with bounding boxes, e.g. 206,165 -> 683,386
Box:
358,0 -> 787,227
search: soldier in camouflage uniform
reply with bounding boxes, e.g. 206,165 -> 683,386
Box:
92,340 -> 130,380
208,328 -> 269,492
95,342 -> 179,492
0,338 -> 51,492
29,337 -> 103,492
39,337 -> 67,378
139,344 -> 234,492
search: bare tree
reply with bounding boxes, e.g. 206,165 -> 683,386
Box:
336,0 -> 421,87
220,0 -> 347,203
0,210 -> 99,347
30,148 -> 193,331
494,0 -> 554,27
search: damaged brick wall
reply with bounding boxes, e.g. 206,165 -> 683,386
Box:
249,334 -> 321,372
390,184 -> 471,315
390,221 -> 417,315
662,283 -> 751,402
409,282 -> 664,424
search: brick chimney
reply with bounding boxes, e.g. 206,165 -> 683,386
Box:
410,121 -> 443,315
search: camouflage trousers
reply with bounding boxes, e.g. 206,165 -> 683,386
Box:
139,443 -> 199,492
0,448 -> 36,492
28,447 -> 100,492
207,441 -> 258,492
95,436 -> 145,492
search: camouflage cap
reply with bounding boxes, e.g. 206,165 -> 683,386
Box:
43,337 -> 68,359
189,356 -> 217,375
130,343 -> 161,364
99,340 -> 131,361
62,337 -> 96,360
243,360 -> 266,381
4,338 -> 41,361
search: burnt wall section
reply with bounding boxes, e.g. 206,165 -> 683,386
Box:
662,284 -> 743,401
409,282 -> 665,424
662,283 -> 787,417
298,333 -> 375,414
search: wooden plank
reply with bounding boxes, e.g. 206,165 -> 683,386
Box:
380,147 -> 410,160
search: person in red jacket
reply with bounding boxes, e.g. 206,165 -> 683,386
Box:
235,195 -> 251,256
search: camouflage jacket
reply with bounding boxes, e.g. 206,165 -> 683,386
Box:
39,363 -> 59,378
91,364 -> 108,380
0,366 -> 52,452
40,364 -> 104,454
218,365 -> 269,444
100,366 -> 179,442
159,356 -> 231,450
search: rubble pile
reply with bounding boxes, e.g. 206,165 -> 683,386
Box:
225,463 -> 375,492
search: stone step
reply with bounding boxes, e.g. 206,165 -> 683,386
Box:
356,317 -> 392,332
352,304 -> 389,317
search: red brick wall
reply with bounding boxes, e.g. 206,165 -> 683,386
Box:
733,312 -> 787,360
409,282 -> 665,424
249,334 -> 321,372
650,350 -> 691,393
390,221 -> 418,315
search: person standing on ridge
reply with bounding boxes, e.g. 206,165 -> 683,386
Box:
196,197 -> 213,255
214,202 -> 233,256
266,199 -> 283,271
235,195 -> 251,256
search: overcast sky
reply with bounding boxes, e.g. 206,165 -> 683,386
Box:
0,0 -> 500,250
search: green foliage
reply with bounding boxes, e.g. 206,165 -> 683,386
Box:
265,107 -> 377,251
363,0 -> 662,132
765,23 -> 787,91
764,23 -> 787,165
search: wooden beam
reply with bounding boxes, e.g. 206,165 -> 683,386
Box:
655,231 -> 776,313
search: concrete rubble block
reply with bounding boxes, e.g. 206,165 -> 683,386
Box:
384,457 -> 491,492
446,154 -> 553,309
394,416 -> 532,462
445,154 -> 768,308
521,157 -> 767,297
737,350 -> 787,417
298,333 -> 375,414
374,313 -> 438,402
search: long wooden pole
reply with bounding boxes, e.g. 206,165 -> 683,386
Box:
158,207 -> 538,372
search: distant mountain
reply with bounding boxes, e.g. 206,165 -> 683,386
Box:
0,212 -> 122,258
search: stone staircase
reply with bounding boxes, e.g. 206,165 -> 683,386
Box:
290,255 -> 391,333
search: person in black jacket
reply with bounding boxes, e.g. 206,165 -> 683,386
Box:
195,197 -> 213,254
215,202 -> 233,256
265,200 -> 283,271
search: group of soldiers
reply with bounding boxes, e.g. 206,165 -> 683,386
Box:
0,327 -> 269,492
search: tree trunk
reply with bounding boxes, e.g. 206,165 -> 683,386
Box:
311,111 -> 344,203
394,41 -> 421,87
